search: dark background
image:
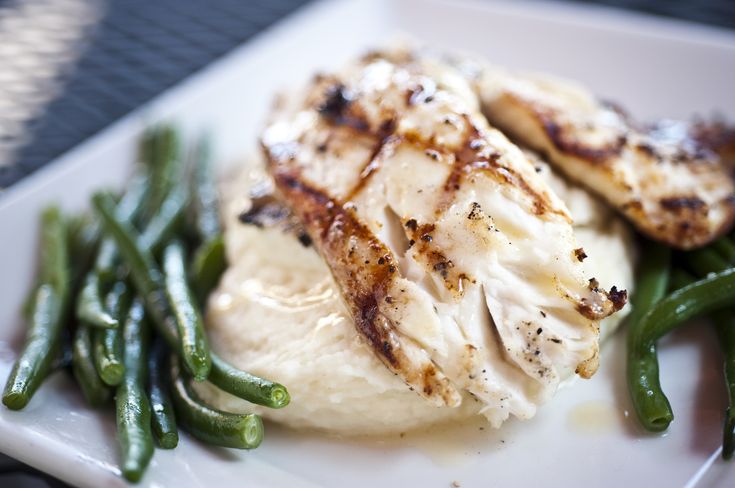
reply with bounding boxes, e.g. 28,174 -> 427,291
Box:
0,0 -> 733,485
0,0 -> 734,190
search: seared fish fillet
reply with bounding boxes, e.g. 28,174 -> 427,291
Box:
261,55 -> 625,425
461,63 -> 735,249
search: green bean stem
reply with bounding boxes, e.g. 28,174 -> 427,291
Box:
116,299 -> 154,482
148,340 -> 178,449
169,356 -> 263,449
626,242 -> 673,432
3,207 -> 69,410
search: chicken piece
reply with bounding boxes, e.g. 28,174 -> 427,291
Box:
261,55 -> 625,425
458,63 -> 735,249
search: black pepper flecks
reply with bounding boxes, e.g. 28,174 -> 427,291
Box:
467,202 -> 483,220
297,232 -> 312,247
574,247 -> 587,262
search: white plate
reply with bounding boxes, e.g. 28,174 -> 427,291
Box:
1,0 -> 735,486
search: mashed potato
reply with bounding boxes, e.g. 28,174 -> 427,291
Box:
195,157 -> 635,435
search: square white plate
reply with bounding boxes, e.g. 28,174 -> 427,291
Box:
2,0 -> 735,486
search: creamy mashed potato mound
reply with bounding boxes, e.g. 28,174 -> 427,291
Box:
196,157 -> 635,435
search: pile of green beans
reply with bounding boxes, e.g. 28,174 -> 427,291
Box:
2,127 -> 290,482
627,235 -> 735,460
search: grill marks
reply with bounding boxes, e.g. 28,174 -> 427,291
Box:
659,196 -> 707,211
318,78 -> 564,223
262,55 -> 627,413
538,108 -> 627,165
270,170 -> 459,405
345,121 -> 398,201
475,69 -> 735,249
317,83 -> 369,132
313,80 -> 564,298
444,121 -> 567,219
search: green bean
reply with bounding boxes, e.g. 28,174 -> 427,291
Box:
72,324 -> 111,407
191,235 -> 226,305
116,299 -> 154,482
163,240 -> 211,381
669,265 -> 735,458
116,173 -> 150,224
38,207 -> 69,290
148,340 -> 178,449
669,268 -> 696,292
92,329 -> 124,386
95,175 -> 150,286
76,274 -> 118,329
169,357 -> 263,449
626,242 -> 673,432
92,193 -> 169,325
209,354 -> 290,409
189,138 -> 226,303
67,214 -> 101,281
713,237 -> 735,264
713,310 -> 735,460
639,267 -> 735,346
139,185 -> 188,254
685,248 -> 730,277
191,137 -> 221,242
3,207 -> 69,410
92,193 -> 197,378
93,192 -> 290,406
93,282 -> 131,386
67,217 -> 109,405
94,240 -> 120,286
142,126 -> 179,221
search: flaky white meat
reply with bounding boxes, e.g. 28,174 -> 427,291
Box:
455,61 -> 735,250
261,54 -> 625,425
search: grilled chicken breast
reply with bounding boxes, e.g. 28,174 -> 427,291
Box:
261,54 -> 625,425
456,62 -> 735,249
